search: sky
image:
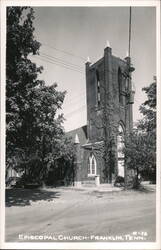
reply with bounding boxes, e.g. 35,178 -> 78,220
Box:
30,6 -> 156,131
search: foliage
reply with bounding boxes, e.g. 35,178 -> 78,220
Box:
6,7 -> 41,152
125,79 -> 156,184
114,176 -> 124,187
138,80 -> 156,135
6,7 -> 75,184
125,130 -> 155,173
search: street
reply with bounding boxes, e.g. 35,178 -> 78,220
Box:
5,187 -> 156,242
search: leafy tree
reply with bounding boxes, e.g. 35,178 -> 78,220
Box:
125,78 -> 156,186
6,7 -> 42,166
45,136 -> 76,186
138,79 -> 156,139
6,7 -> 75,184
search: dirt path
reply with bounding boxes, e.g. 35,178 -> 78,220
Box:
5,187 -> 156,242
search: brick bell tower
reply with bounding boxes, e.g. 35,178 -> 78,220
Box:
83,43 -> 135,184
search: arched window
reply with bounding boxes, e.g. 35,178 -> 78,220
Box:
87,153 -> 97,176
117,123 -> 125,177
87,157 -> 90,174
91,157 -> 96,174
118,68 -> 123,105
96,70 -> 101,107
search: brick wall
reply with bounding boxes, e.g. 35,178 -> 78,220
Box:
85,46 -> 134,183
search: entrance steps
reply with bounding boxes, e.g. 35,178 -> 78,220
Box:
79,182 -> 122,192
78,177 -> 122,191
82,177 -> 96,187
97,183 -> 122,192
82,180 -> 96,187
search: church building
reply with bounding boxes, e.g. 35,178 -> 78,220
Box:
67,44 -> 135,186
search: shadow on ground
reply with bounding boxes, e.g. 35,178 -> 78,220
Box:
6,188 -> 60,207
137,184 -> 156,193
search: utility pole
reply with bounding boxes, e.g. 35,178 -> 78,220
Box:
124,6 -> 135,188
129,7 -> 132,59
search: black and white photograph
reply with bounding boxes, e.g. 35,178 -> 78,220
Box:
0,0 -> 160,249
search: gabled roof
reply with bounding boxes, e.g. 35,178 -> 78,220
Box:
66,125 -> 87,145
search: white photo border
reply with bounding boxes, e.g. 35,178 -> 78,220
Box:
0,0 -> 160,249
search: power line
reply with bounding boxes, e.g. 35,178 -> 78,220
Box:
41,42 -> 86,61
65,97 -> 86,107
66,90 -> 86,101
34,54 -> 84,74
41,52 -> 84,71
39,54 -> 84,73
64,105 -> 86,118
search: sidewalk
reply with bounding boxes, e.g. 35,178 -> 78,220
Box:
141,181 -> 156,191
66,183 -> 123,192
65,182 -> 156,193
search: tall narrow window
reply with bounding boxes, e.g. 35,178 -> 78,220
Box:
87,153 -> 97,176
96,70 -> 100,107
91,157 -> 95,174
117,124 -> 125,177
87,158 -> 90,175
118,68 -> 123,105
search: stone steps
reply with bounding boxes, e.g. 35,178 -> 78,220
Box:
82,180 -> 96,187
